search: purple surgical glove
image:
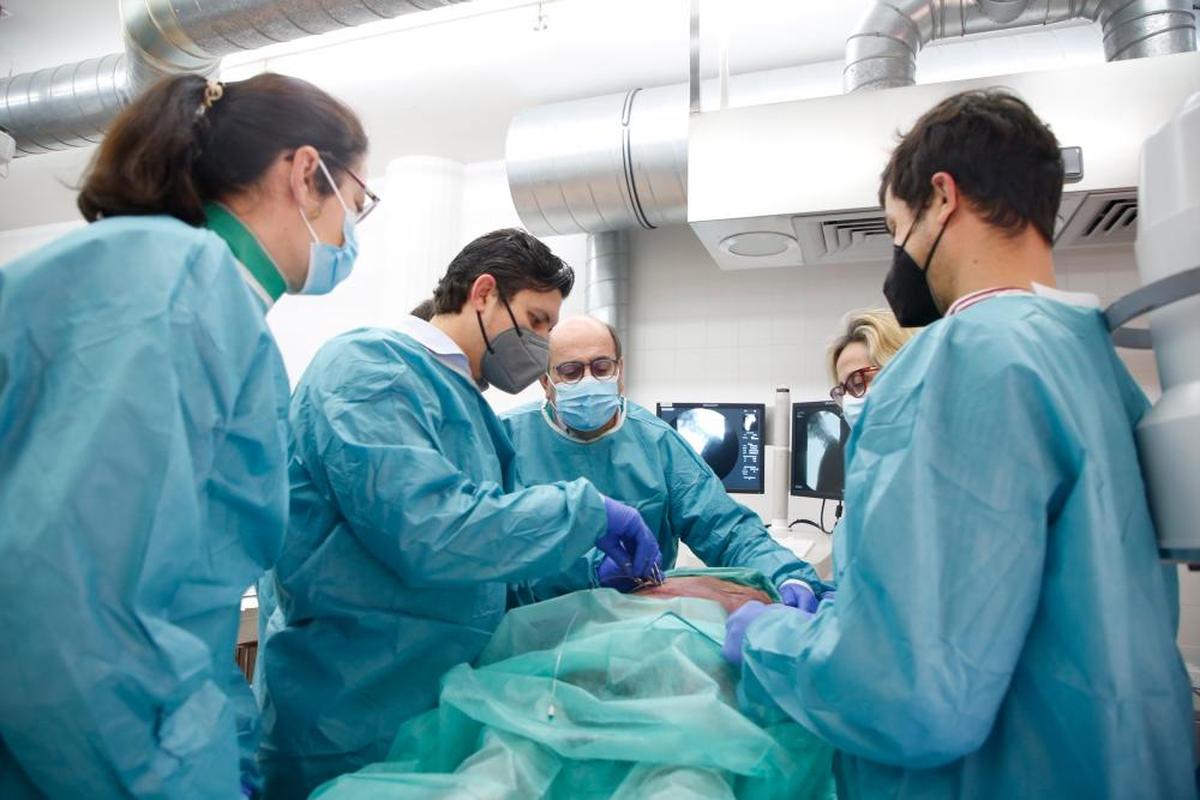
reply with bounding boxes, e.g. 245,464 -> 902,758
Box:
779,582 -> 819,613
723,601 -> 770,665
722,601 -> 814,665
595,497 -> 662,582
597,555 -> 642,592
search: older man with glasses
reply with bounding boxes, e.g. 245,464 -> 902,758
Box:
500,315 -> 830,607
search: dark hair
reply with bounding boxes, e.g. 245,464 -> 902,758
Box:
432,229 -> 575,314
410,298 -> 436,321
878,89 -> 1063,244
79,72 -> 368,225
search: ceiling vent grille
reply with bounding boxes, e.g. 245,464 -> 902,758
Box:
819,216 -> 891,256
785,210 -> 892,264
1082,198 -> 1138,239
1056,190 -> 1139,248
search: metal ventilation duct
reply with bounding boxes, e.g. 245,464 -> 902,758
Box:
505,0 -> 1196,238
0,0 -> 471,156
506,85 -> 687,237
0,55 -> 131,154
844,0 -> 1197,92
585,230 -> 630,347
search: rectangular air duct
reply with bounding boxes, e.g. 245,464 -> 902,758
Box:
688,51 -> 1200,270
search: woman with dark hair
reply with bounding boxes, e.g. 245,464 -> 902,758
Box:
0,72 -> 371,799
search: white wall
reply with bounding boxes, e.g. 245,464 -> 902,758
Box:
0,220 -> 86,262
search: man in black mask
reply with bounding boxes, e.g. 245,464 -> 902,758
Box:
879,92 -> 1061,325
723,90 -> 1193,799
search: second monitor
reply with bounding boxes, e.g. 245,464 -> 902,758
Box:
656,402 -> 765,494
791,401 -> 849,501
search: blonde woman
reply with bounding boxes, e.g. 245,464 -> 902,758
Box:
827,309 -> 914,426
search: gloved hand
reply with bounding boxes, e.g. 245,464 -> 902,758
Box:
597,555 -> 641,592
819,589 -> 837,605
779,582 -> 818,613
722,601 -> 814,665
723,601 -> 769,665
595,497 -> 662,587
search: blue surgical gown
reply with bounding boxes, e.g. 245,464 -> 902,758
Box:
740,295 -> 1195,799
258,328 -> 607,799
500,401 -> 828,603
0,216 -> 289,798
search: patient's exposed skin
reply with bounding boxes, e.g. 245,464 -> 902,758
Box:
633,576 -> 773,614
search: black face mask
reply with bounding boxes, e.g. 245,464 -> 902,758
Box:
883,214 -> 947,327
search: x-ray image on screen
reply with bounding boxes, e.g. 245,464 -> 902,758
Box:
656,403 -> 765,494
791,401 -> 850,500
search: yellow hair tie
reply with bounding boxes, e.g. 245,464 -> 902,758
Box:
201,80 -> 224,112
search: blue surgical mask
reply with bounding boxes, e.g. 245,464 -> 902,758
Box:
296,158 -> 359,295
554,376 -> 621,432
841,393 -> 867,428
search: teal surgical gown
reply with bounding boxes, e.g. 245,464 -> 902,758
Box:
501,401 -> 828,603
0,215 -> 290,798
739,294 -> 1195,799
258,327 -> 608,799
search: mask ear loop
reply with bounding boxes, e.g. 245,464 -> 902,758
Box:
297,206 -> 321,244
475,284 -> 509,355
501,294 -> 525,339
899,216 -> 919,248
475,311 -> 496,355
297,157 -> 352,245
316,157 -> 354,218
901,205 -> 950,274
922,223 -> 948,273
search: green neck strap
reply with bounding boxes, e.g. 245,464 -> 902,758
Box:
203,202 -> 288,306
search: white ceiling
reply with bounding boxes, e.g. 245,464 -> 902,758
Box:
1,0 -> 879,228
0,0 -> 1114,230
0,0 -> 123,76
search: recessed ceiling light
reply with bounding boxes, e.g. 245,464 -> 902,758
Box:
719,231 -> 797,258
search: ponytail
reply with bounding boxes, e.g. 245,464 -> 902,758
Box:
78,72 -> 367,226
78,75 -> 211,224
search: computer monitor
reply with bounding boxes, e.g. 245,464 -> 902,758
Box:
655,402 -> 765,494
791,401 -> 850,500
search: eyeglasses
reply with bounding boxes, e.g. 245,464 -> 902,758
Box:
342,166 -> 381,224
830,365 -> 880,403
321,155 -> 381,224
552,357 -> 619,384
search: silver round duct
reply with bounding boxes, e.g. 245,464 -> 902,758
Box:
508,2 -> 1195,237
585,230 -> 630,346
0,55 -> 131,155
844,0 -> 1197,93
505,84 -> 687,237
0,1 -> 472,157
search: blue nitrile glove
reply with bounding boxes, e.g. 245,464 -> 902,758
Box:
779,582 -> 818,613
597,555 -> 641,592
596,497 -> 662,583
722,601 -> 814,665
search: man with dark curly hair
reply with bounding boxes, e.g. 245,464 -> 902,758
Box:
724,90 -> 1194,799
